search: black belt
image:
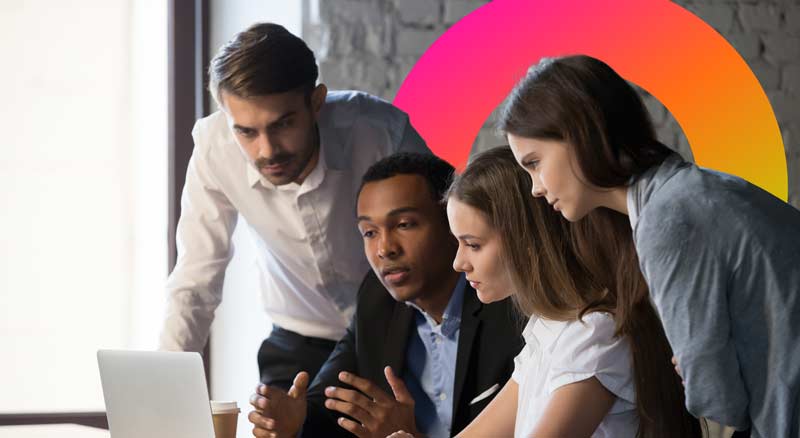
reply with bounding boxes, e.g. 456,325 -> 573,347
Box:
271,325 -> 339,349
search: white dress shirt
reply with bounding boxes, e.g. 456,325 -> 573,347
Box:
159,91 -> 430,352
512,312 -> 638,438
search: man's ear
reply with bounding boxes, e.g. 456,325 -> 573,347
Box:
310,83 -> 328,118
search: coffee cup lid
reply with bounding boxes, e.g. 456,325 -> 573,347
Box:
210,400 -> 240,414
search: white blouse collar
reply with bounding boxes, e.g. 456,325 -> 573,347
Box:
523,316 -> 570,352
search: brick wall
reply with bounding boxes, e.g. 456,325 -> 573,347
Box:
304,0 -> 799,208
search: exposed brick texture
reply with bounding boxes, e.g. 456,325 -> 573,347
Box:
305,0 -> 799,209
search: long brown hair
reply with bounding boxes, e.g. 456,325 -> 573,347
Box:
450,150 -> 701,437
497,55 -> 701,437
447,147 -> 600,319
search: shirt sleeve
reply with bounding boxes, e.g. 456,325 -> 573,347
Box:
636,216 -> 750,430
346,92 -> 430,157
395,115 -> 431,155
546,313 -> 635,410
365,93 -> 430,156
158,120 -> 238,352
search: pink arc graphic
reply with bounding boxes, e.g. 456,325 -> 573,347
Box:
393,0 -> 787,200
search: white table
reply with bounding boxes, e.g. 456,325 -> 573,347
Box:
0,424 -> 110,437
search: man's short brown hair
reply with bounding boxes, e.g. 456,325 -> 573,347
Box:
209,22 -> 318,105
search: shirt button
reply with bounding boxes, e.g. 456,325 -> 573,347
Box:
434,337 -> 442,344
439,393 -> 447,401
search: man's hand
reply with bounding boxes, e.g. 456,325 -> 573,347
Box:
324,366 -> 419,438
248,371 -> 309,438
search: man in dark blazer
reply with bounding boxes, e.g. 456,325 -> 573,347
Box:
248,153 -> 523,438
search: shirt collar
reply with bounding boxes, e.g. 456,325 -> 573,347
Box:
626,152 -> 686,229
523,315 -> 569,352
301,142 -> 327,193
247,161 -> 265,188
405,273 -> 466,338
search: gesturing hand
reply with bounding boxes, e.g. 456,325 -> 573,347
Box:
248,371 -> 309,438
324,366 -> 419,438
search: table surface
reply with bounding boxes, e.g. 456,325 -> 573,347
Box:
0,424 -> 110,437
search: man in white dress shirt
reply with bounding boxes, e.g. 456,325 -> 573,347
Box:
158,22 -> 430,389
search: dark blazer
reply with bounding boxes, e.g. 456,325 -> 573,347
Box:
302,270 -> 524,437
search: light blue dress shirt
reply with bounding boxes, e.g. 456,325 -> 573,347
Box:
403,274 -> 466,438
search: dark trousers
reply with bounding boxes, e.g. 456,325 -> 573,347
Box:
731,429 -> 751,438
257,326 -> 338,391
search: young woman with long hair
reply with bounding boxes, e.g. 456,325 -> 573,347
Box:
499,55 -> 800,438
415,146 -> 697,437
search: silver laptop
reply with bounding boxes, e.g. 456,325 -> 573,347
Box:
97,350 -> 215,438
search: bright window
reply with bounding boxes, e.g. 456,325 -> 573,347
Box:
0,0 -> 167,412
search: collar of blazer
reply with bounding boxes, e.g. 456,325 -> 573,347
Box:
453,282 -> 482,412
380,281 -> 486,412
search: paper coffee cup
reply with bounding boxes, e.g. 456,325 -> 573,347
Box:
210,400 -> 240,438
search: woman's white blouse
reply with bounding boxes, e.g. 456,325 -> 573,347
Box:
512,312 -> 638,438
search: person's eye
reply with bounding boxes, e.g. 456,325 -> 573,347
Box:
362,230 -> 375,239
466,243 -> 481,251
235,127 -> 256,138
523,160 -> 539,170
397,221 -> 416,230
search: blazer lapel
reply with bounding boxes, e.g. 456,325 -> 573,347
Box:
452,285 -> 482,414
382,301 -> 415,378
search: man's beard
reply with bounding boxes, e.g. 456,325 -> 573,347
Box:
255,124 -> 320,183
255,153 -> 293,172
